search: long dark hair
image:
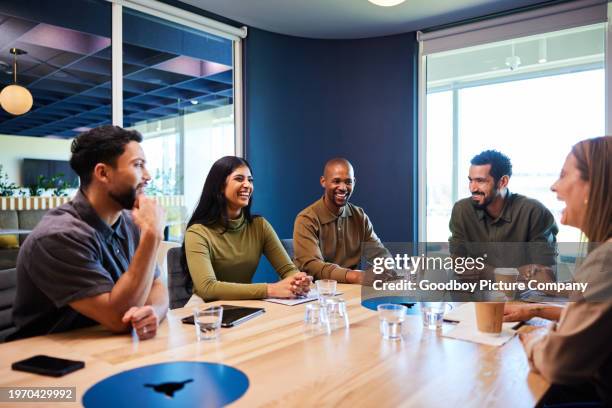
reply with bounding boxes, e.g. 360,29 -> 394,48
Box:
181,156 -> 257,276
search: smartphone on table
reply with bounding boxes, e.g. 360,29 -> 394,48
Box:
12,355 -> 85,377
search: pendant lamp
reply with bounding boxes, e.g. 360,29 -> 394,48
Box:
0,48 -> 33,116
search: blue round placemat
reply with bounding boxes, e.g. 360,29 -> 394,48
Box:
83,361 -> 249,408
361,296 -> 421,314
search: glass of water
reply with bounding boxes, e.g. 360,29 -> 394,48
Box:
377,303 -> 407,340
193,305 -> 223,341
324,297 -> 349,329
316,279 -> 337,305
304,303 -> 329,334
420,301 -> 448,330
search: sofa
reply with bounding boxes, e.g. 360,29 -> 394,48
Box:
0,209 -> 47,271
0,268 -> 16,341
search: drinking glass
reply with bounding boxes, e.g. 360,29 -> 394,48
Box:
377,303 -> 407,340
304,303 -> 329,334
193,306 -> 223,341
420,301 -> 448,330
316,279 -> 337,305
324,297 -> 349,329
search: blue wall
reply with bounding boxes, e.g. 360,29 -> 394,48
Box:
244,29 -> 418,281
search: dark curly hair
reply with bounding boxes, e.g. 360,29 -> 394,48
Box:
470,150 -> 512,184
69,125 -> 143,187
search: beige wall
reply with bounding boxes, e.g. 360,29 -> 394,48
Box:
0,134 -> 73,185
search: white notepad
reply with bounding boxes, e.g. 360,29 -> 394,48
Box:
443,323 -> 516,347
263,289 -> 343,306
442,303 -> 517,347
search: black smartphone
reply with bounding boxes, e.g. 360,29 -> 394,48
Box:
12,355 -> 85,377
182,305 -> 265,328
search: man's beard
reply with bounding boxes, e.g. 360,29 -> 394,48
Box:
109,187 -> 137,210
471,189 -> 496,210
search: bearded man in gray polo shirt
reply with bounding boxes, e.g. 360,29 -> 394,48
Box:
10,125 -> 168,340
449,150 -> 558,279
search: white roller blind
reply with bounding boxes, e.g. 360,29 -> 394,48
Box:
418,0 -> 606,55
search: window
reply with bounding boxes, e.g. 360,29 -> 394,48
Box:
420,16 -> 607,243
121,7 -> 237,240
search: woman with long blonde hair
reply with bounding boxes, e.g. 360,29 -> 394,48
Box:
504,136 -> 612,405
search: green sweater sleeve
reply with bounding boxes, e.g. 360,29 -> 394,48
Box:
261,218 -> 300,279
184,226 -> 268,301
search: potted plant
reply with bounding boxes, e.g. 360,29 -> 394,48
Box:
0,165 -> 18,197
28,175 -> 46,197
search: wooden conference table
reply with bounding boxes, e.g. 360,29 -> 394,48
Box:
0,284 -> 549,407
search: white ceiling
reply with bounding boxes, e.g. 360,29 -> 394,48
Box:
179,0 -> 553,39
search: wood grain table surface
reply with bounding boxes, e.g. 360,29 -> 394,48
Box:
0,284 -> 549,407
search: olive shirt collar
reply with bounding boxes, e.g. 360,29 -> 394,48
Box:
208,212 -> 247,233
475,190 -> 514,224
226,213 -> 247,231
72,189 -> 127,241
312,196 -> 354,225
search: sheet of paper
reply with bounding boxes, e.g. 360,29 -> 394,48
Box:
442,302 -> 517,346
444,303 -> 516,330
443,323 -> 516,347
263,289 -> 343,306
518,290 -> 567,305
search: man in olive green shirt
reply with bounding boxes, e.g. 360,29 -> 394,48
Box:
449,150 -> 558,276
293,158 -> 388,284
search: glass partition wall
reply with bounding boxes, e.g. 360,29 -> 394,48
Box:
0,0 -> 245,241
121,7 -> 238,240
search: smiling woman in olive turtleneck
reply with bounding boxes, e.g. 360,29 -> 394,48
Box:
182,156 -> 310,301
